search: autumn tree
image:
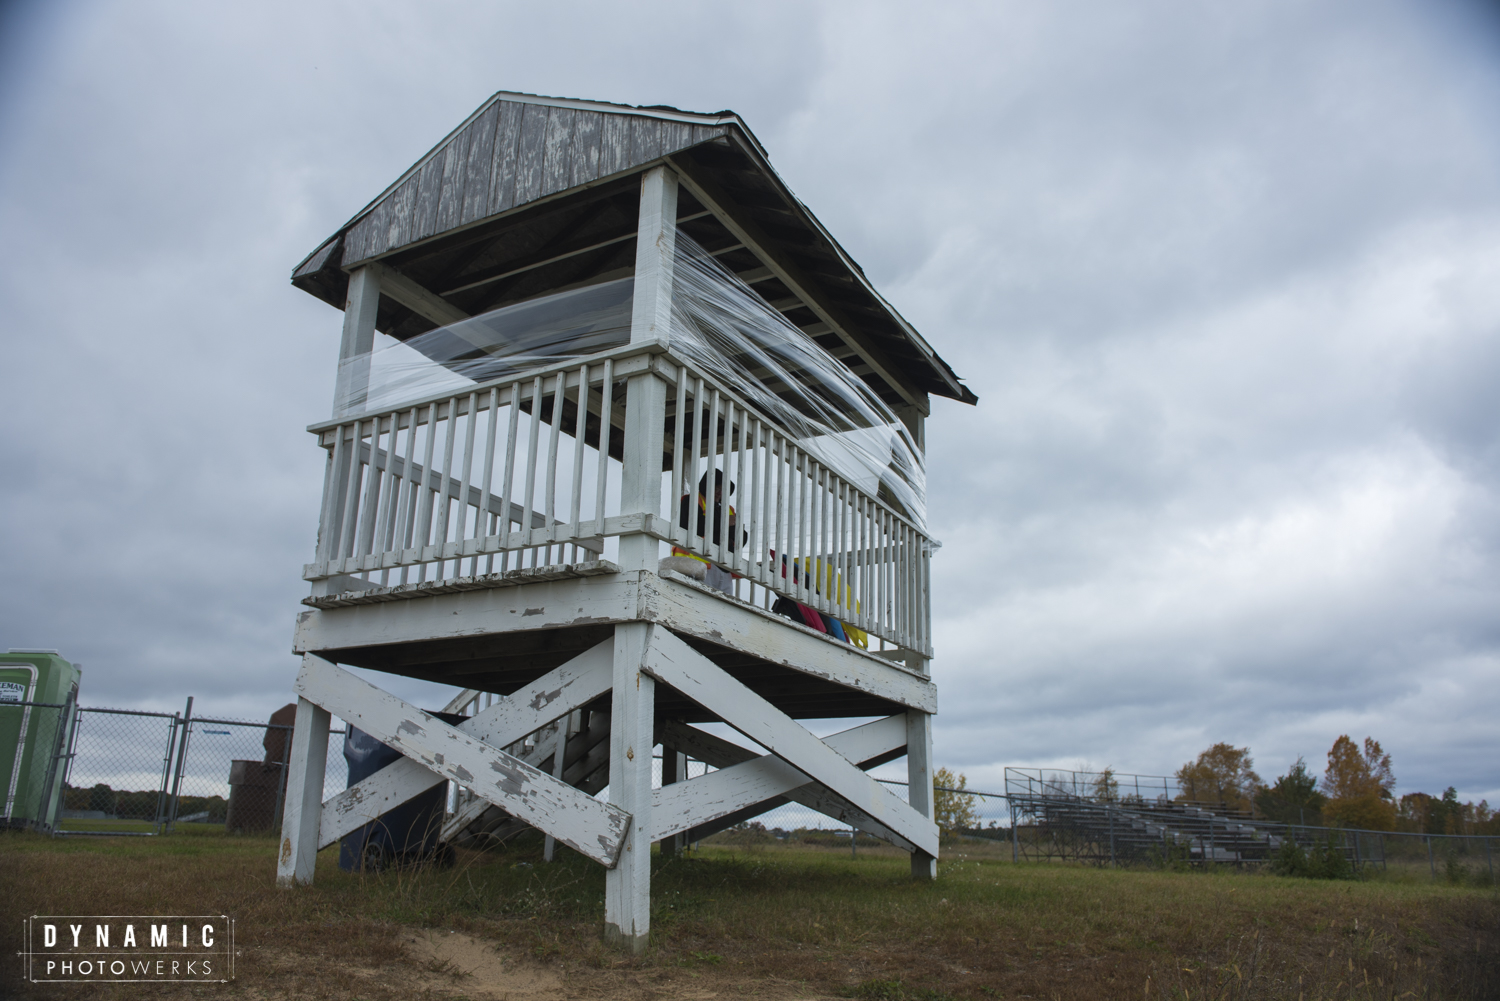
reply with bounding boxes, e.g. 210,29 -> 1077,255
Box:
1092,767 -> 1120,803
1253,757 -> 1326,826
933,767 -> 979,837
1321,735 -> 1396,831
1176,743 -> 1261,813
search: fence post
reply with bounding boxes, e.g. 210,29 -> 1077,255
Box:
166,697 -> 193,833
1486,837 -> 1494,890
37,693 -> 75,834
1011,800 -> 1018,862
1109,806 -> 1116,867
53,701 -> 82,832
153,712 -> 181,833
1427,835 -> 1435,880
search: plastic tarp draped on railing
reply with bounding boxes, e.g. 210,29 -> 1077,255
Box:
338,229 -> 928,530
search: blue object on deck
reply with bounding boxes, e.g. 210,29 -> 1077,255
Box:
338,711 -> 464,872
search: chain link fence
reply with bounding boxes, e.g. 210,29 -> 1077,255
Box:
9,701 -> 1497,886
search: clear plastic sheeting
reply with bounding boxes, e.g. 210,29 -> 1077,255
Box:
335,231 -> 927,530
667,232 -> 927,529
335,278 -> 633,415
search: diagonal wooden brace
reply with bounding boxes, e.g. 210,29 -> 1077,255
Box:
641,629 -> 939,857
653,715 -> 912,848
318,640 -> 614,849
296,653 -> 630,866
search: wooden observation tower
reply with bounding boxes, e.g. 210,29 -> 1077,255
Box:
276,92 -> 976,951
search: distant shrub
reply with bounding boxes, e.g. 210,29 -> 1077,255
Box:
1271,833 -> 1355,880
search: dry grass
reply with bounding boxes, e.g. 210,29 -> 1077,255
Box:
1,828 -> 1495,1000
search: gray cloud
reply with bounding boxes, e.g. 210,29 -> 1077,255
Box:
2,0 -> 1497,802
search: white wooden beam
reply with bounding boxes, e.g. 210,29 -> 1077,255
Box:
642,574 -> 937,712
652,714 -> 908,842
640,628 -> 938,857
292,573 -> 637,654
605,622 -> 655,953
334,266 -> 381,417
316,640 -> 613,849
276,694 -> 331,887
294,655 -> 630,866
629,165 -> 678,347
365,260 -> 470,327
617,165 -> 677,576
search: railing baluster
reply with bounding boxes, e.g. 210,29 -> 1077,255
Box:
688,378 -> 705,558
669,364 -> 688,549
336,419 -> 364,573
415,402 -> 440,583
353,415 -> 386,573
454,392 -> 479,576
432,397 -> 460,579
593,359 -> 613,541
743,416 -> 759,584
568,364 -> 588,562
544,372 -> 566,564
521,376 -> 544,568
478,387 -> 499,576
498,381 -> 521,570
395,406 -> 421,584
833,475 -> 846,628
716,398 -> 732,568
377,412 -> 405,585
316,423 -> 346,569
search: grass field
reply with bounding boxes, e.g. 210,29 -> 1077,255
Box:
1,828 -> 1495,1000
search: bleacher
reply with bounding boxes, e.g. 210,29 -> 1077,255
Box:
1004,767 -> 1365,867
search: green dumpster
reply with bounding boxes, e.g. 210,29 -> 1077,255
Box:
0,649 -> 82,832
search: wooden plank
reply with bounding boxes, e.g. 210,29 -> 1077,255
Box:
385,176 -> 419,258
541,106 -> 576,197
317,640 -> 614,849
570,111 -> 603,188
460,102 -> 500,225
488,101 -> 524,215
639,628 -> 938,856
514,103 -> 549,207
295,655 -> 630,866
412,155 -> 445,242
367,261 -> 468,328
436,133 -> 470,235
599,113 -> 630,176
630,117 -> 663,164
275,695 -> 330,887
652,714 -> 906,840
293,572 -> 636,653
660,121 -> 694,154
640,574 -> 937,713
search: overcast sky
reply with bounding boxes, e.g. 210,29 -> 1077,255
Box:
2,0 -> 1497,803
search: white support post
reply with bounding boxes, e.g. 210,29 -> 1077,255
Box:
334,265 -> 381,417
276,694 -> 331,888
617,165 -> 678,573
630,166 -> 678,347
604,621 -> 655,953
906,695 -> 937,880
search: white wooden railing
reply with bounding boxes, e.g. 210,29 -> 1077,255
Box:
304,345 -> 933,656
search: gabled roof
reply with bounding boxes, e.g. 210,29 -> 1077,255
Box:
292,92 -> 976,408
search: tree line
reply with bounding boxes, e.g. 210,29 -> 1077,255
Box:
1164,737 -> 1497,835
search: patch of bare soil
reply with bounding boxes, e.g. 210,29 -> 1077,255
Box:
278,928 -> 831,1001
